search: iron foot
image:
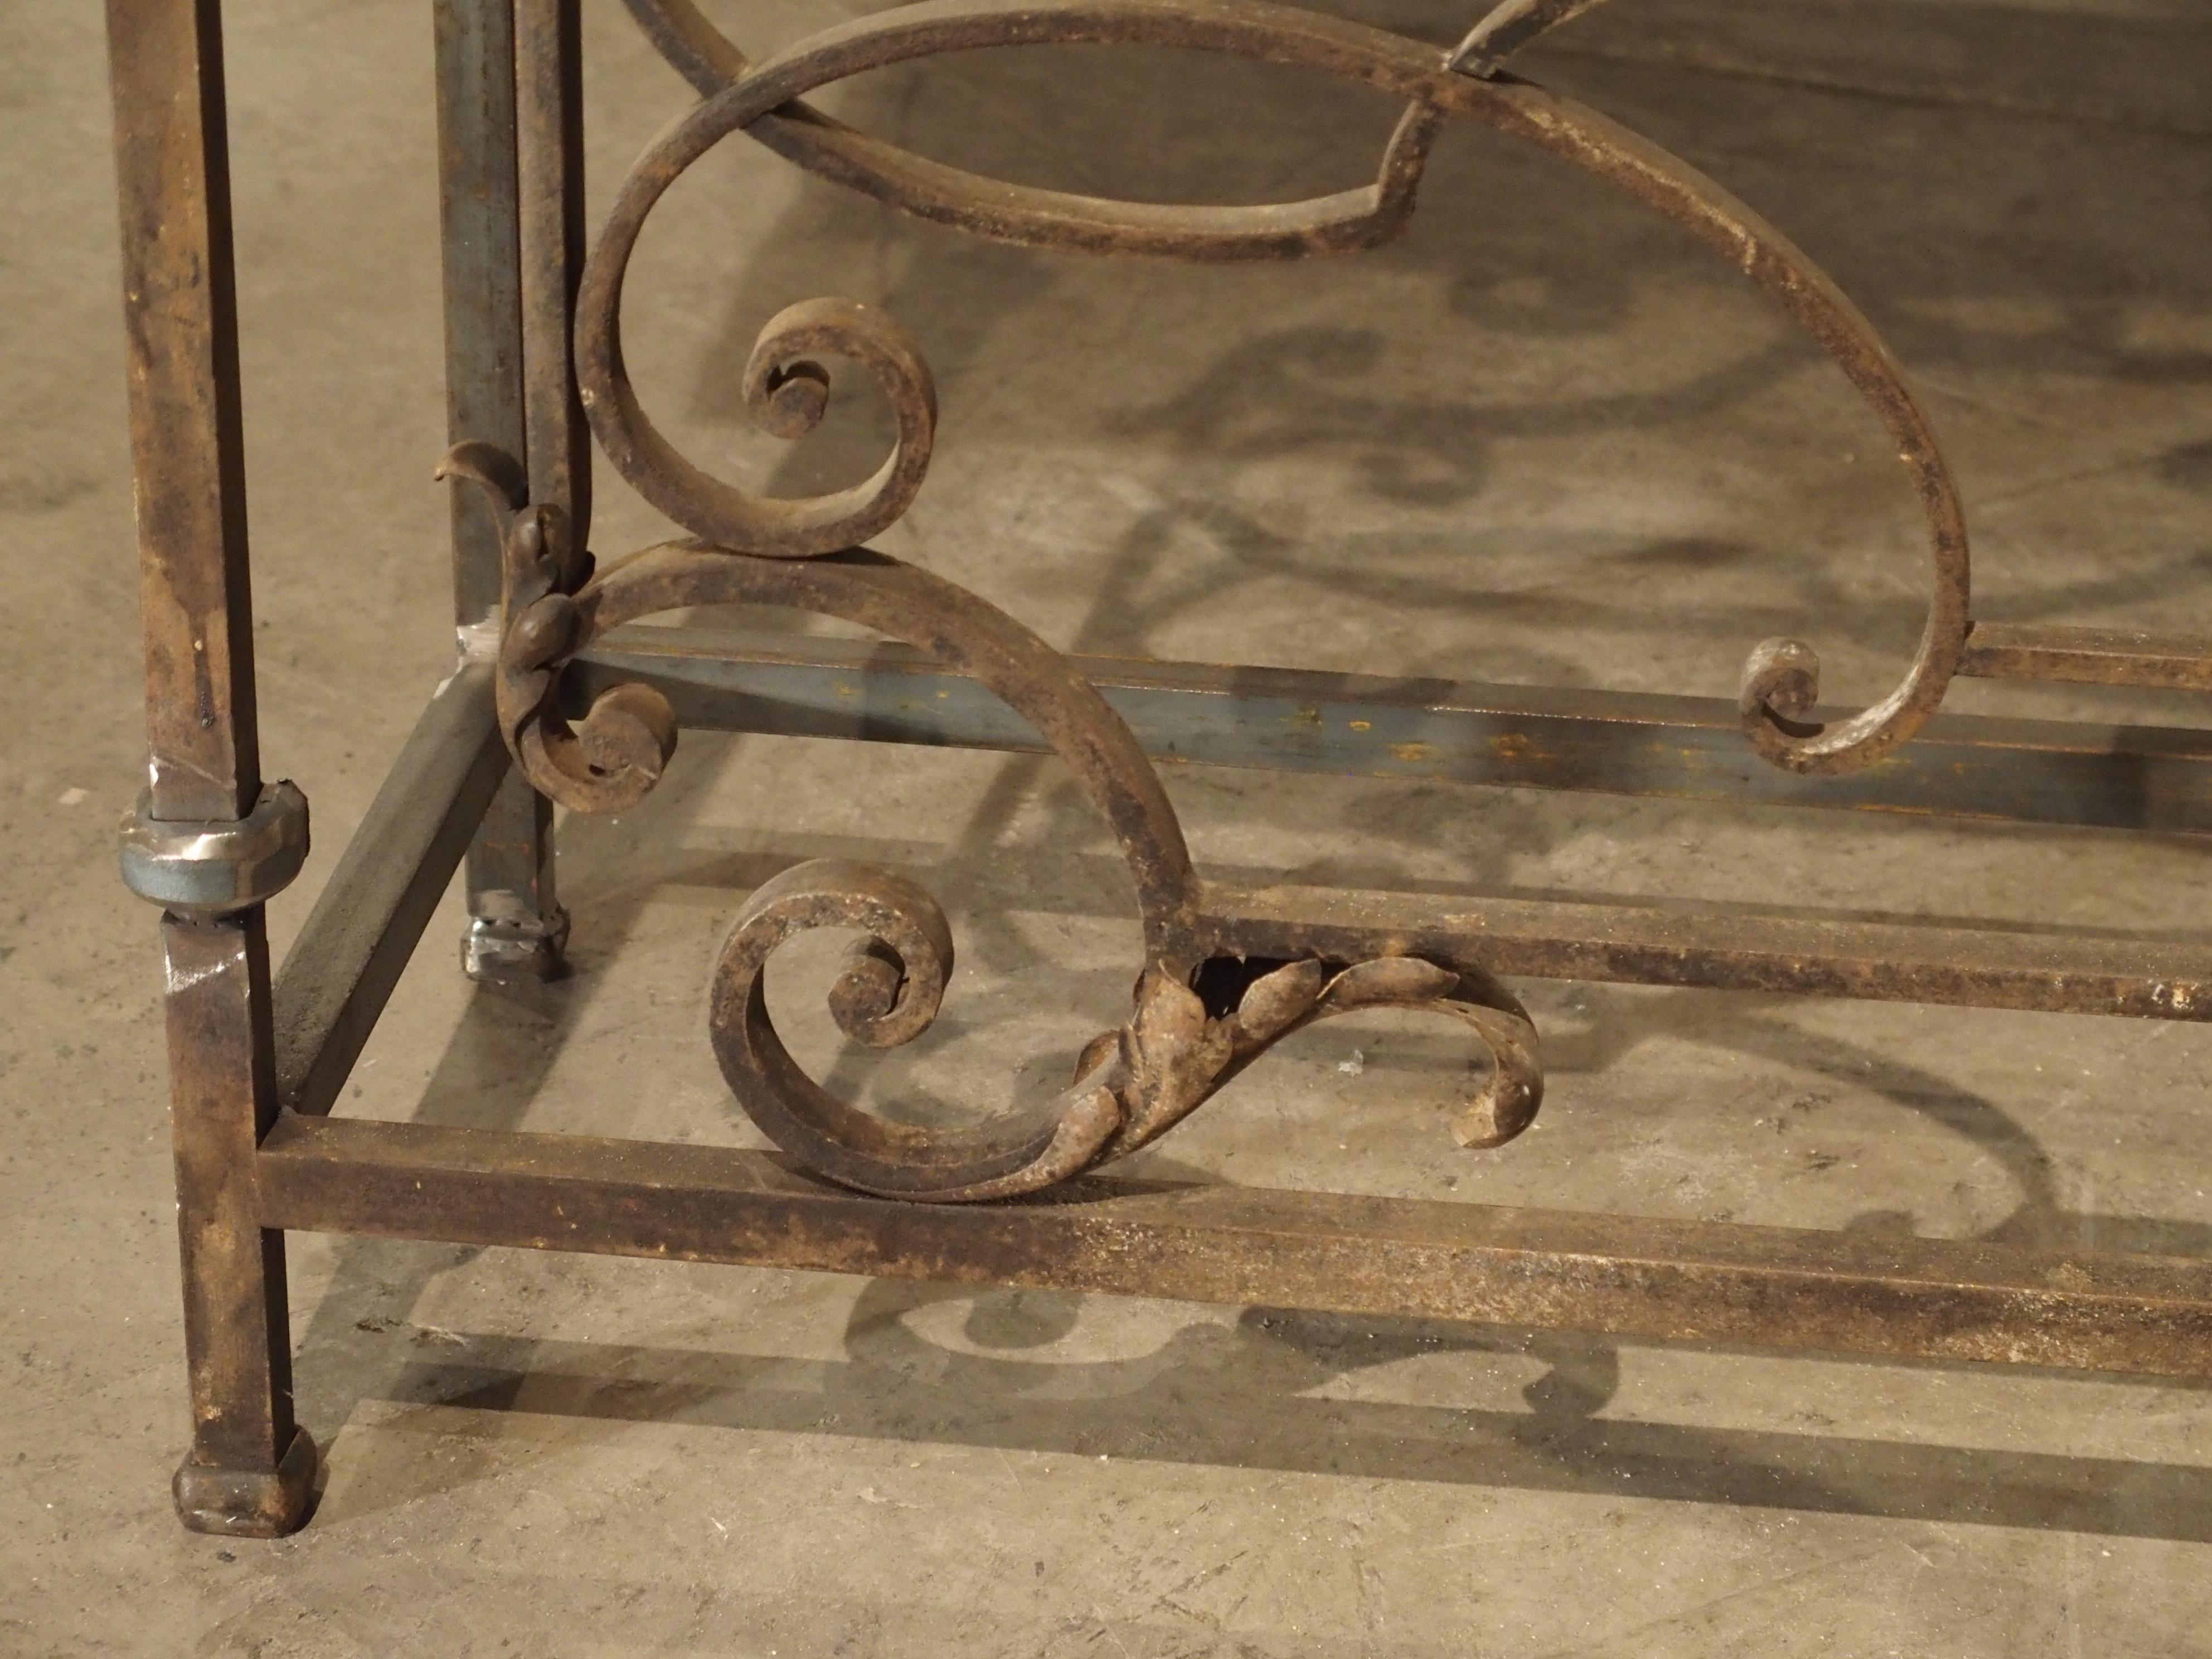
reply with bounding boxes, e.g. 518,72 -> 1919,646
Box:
172,1427 -> 318,1538
462,906 -> 571,984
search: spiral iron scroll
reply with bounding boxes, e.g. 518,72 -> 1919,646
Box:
442,465 -> 1544,1200
452,0 -> 1982,1199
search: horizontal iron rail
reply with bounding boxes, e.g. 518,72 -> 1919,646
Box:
257,1113 -> 2212,1379
1963,621 -> 2212,691
573,626 -> 2212,835
1203,879 -> 2212,1020
272,665 -> 509,1116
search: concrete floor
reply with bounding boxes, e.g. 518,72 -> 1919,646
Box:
8,0 -> 2212,1651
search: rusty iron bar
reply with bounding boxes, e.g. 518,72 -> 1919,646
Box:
435,0 -> 527,629
1448,0 -> 1620,76
1200,880 -> 2212,1021
435,0 -> 569,983
272,664 -> 509,1119
106,0 -> 316,1536
112,1 -> 259,826
515,0 -> 591,552
256,1112 -> 2212,1381
1962,620 -> 2212,691
572,624 -> 2212,836
619,0 -> 1444,258
567,627 -> 2212,1015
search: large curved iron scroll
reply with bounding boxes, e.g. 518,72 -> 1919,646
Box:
456,0 -> 1979,1199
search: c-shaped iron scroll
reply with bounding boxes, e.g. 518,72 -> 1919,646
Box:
593,0 -> 1972,777
442,459 -> 1544,1201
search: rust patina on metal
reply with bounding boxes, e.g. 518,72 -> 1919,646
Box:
109,0 -> 2212,1536
108,0 -> 317,1537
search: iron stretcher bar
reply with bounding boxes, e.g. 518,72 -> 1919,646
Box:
1204,880 -> 2212,1021
1963,621 -> 2212,692
573,626 -> 2212,835
258,1112 -> 2212,1379
271,665 -> 509,1117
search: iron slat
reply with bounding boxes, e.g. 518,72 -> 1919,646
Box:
258,1113 -> 2212,1380
574,625 -> 2212,835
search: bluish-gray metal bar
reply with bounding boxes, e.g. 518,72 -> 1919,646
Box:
571,625 -> 2212,835
272,667 -> 510,1117
438,0 -> 565,978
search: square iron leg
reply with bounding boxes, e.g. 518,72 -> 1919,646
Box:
107,0 -> 317,1535
438,0 -> 578,983
163,913 -> 317,1535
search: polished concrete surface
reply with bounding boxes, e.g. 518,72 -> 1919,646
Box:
6,0 -> 2212,1651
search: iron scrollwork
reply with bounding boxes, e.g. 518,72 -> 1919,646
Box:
448,0 -> 1982,1200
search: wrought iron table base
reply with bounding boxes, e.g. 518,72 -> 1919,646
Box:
108,0 -> 2212,1536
